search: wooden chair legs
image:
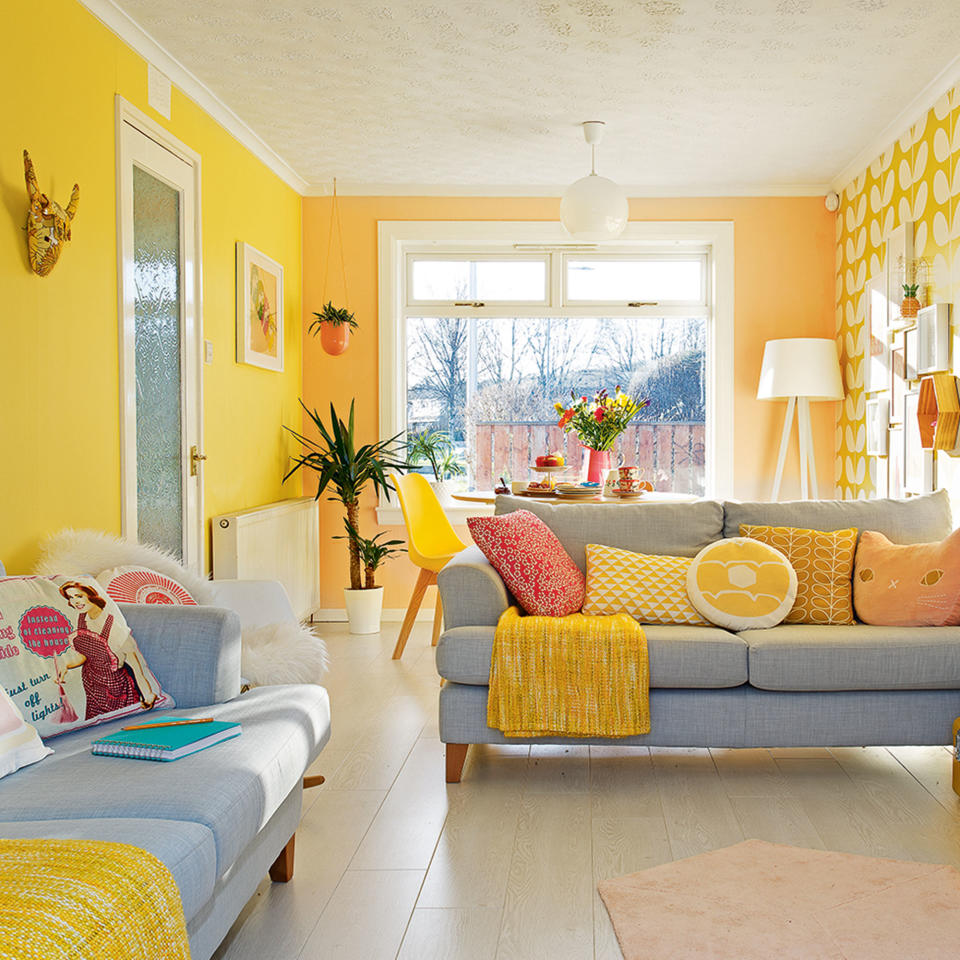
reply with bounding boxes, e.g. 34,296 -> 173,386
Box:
392,568 -> 436,659
432,591 -> 443,647
269,834 -> 296,882
446,743 -> 468,783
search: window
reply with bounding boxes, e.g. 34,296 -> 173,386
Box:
379,222 -> 733,519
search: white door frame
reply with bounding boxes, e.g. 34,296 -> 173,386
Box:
115,96 -> 205,569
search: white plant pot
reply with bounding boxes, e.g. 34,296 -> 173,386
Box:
429,479 -> 454,505
343,586 -> 384,635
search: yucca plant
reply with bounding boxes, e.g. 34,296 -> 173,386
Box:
284,399 -> 406,590
334,519 -> 405,589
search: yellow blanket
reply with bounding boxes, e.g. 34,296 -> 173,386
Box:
0,838 -> 190,960
488,606 -> 650,738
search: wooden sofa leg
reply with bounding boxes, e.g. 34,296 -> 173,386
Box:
446,743 -> 468,783
303,774 -> 325,788
269,834 -> 295,883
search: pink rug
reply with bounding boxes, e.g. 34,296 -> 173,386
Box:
598,839 -> 960,959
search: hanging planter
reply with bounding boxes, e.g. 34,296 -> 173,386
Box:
310,178 -> 356,356
309,301 -> 358,356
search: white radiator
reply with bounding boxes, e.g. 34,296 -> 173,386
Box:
211,497 -> 321,621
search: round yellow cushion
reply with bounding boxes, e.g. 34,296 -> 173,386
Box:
686,537 -> 797,630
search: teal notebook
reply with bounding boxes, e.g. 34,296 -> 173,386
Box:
91,720 -> 241,762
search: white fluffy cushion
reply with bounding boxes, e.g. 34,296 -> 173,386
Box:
0,687 -> 52,779
35,529 -> 215,604
241,622 -> 329,686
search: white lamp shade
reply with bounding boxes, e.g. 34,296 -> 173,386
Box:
560,174 -> 629,240
757,337 -> 844,401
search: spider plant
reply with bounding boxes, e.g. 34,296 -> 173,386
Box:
308,301 -> 359,335
407,429 -> 465,480
284,399 -> 406,590
334,519 -> 405,589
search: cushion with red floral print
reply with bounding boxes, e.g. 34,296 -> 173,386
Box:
467,510 -> 585,616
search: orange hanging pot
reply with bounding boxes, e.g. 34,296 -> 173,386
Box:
309,301 -> 357,357
319,320 -> 350,356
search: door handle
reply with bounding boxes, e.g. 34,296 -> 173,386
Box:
190,445 -> 207,476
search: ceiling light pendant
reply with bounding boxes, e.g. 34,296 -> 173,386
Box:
560,121 -> 628,241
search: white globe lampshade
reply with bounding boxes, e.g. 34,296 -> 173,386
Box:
560,173 -> 629,241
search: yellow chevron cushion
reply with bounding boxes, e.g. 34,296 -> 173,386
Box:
582,543 -> 710,626
740,524 -> 857,625
686,537 -> 797,630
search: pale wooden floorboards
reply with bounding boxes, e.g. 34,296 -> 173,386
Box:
213,623 -> 960,960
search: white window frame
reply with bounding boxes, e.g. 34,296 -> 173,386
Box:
407,253 -> 551,307
378,221 -> 734,524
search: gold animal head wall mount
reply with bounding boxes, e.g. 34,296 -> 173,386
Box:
23,149 -> 79,277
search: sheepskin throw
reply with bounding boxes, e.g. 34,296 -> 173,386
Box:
35,530 -> 215,604
241,622 -> 329,686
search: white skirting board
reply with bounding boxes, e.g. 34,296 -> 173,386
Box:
312,608 -> 435,623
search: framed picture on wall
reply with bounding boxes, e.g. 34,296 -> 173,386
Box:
887,425 -> 904,498
917,303 -> 950,375
865,396 -> 889,456
236,241 -> 284,372
905,326 -> 919,381
872,453 -> 889,498
890,339 -> 906,423
903,389 -> 935,495
887,221 -> 915,327
866,273 -> 889,394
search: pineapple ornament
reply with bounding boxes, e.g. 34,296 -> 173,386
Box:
901,283 -> 921,320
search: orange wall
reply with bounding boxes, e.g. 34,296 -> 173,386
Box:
302,196 -> 835,610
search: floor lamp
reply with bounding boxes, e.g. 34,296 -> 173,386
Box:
757,338 -> 844,500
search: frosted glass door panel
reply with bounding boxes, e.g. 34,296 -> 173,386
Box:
133,165 -> 183,557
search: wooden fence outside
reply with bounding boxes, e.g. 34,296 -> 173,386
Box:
469,421 -> 706,494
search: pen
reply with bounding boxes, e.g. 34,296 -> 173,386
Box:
121,717 -> 214,731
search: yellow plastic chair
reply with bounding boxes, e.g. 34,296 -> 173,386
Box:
390,472 -> 467,659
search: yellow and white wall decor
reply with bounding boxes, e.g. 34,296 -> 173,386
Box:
836,86 -> 960,503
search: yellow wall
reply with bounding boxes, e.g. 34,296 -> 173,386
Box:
0,0 -> 302,574
302,196 -> 835,610
836,86 -> 960,505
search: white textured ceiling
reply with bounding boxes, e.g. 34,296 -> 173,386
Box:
109,0 -> 960,193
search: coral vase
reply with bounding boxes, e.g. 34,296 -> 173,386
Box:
584,448 -> 610,484
320,322 -> 350,356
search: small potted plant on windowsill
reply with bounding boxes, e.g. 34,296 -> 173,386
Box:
406,430 -> 466,504
334,520 -> 405,633
309,301 -> 358,356
284,399 -> 407,633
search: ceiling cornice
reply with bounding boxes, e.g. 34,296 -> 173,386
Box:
831,51 -> 960,194
79,0 -> 310,194
303,181 -> 831,198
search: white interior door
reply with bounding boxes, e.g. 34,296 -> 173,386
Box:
117,103 -> 204,569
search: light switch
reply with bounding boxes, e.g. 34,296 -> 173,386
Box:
204,340 -> 214,364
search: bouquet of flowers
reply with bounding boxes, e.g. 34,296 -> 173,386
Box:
554,387 -> 649,451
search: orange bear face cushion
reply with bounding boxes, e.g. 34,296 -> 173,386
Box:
853,528 -> 960,627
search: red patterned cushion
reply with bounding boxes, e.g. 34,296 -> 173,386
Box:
96,566 -> 198,606
467,510 -> 585,616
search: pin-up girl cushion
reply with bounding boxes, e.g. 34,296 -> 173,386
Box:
0,576 -> 173,739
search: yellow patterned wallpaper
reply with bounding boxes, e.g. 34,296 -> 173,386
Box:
836,86 -> 960,503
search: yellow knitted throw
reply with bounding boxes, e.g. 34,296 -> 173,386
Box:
0,838 -> 191,960
488,606 -> 650,738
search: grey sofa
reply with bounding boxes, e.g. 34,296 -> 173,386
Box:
437,490 -> 958,782
0,603 -> 331,960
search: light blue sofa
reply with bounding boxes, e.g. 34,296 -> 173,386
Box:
0,602 -> 331,960
437,491 -> 959,782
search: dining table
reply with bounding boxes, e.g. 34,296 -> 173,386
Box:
451,490 -> 698,506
